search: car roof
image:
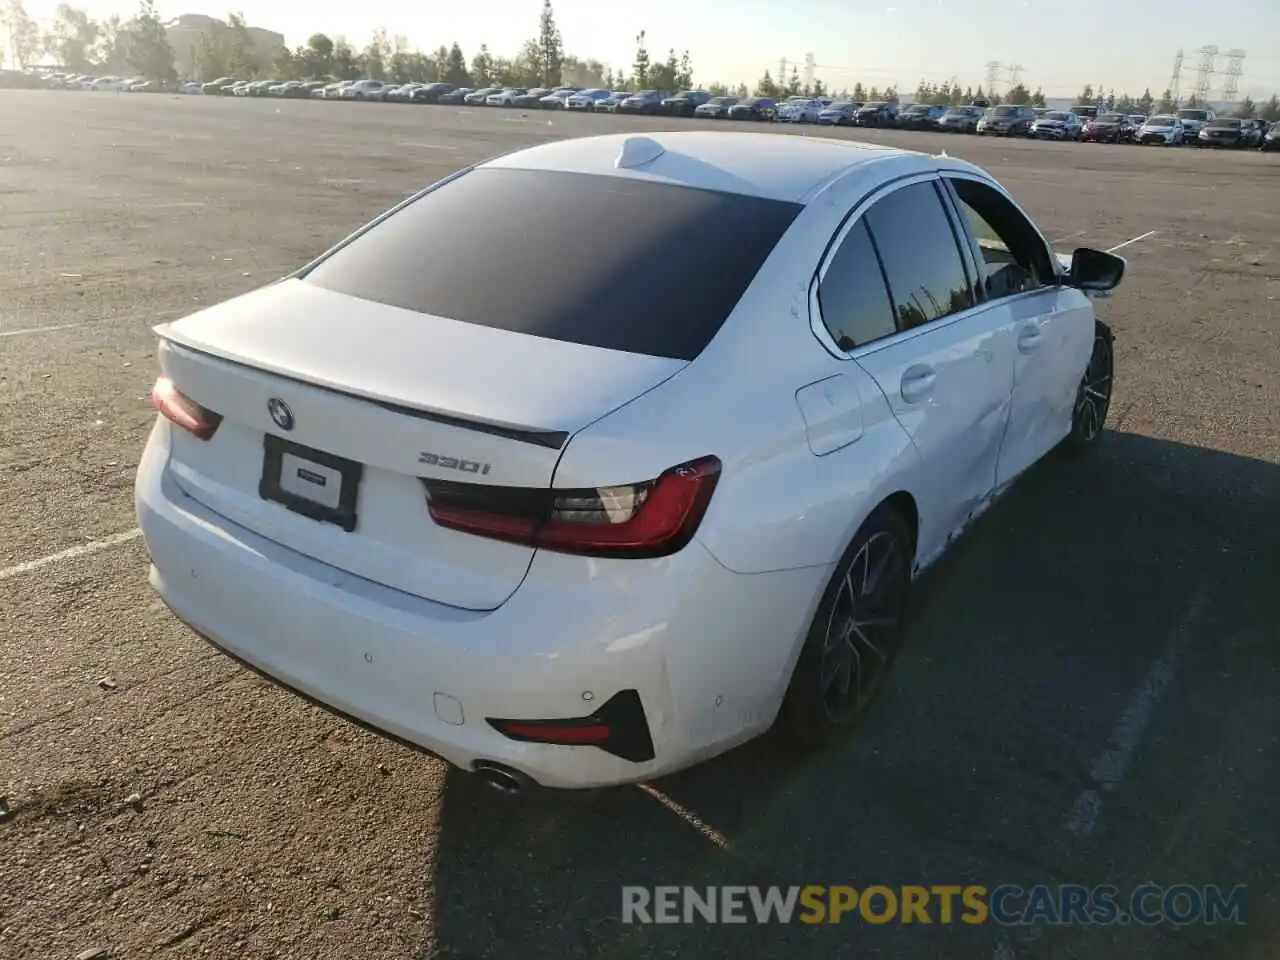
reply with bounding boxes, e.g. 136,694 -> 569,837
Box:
479,131 -> 923,204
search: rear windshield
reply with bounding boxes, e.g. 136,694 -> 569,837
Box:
301,168 -> 802,361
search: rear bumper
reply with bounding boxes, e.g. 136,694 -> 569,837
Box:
135,421 -> 824,788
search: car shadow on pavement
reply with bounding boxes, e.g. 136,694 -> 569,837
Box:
426,431 -> 1279,960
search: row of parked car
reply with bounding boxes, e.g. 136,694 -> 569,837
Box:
968,102 -> 1275,149
43,71 -> 1280,151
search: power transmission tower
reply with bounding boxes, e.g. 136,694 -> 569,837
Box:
779,57 -> 787,84
1193,44 -> 1218,101
1221,48 -> 1246,100
1008,63 -> 1024,89
984,60 -> 1002,92
804,52 -> 815,91
1168,48 -> 1184,101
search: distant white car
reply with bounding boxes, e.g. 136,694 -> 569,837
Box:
777,98 -> 823,123
181,81 -> 202,95
1137,115 -> 1185,145
486,87 -> 526,107
342,80 -> 387,100
137,131 -> 1123,792
86,76 -> 131,92
565,88 -> 611,111
539,90 -> 574,108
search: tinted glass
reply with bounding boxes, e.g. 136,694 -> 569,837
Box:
863,182 -> 973,331
817,220 -> 897,351
302,169 -> 802,361
949,179 -> 1052,297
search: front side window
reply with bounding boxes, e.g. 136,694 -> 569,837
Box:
862,182 -> 974,332
947,178 -> 1054,299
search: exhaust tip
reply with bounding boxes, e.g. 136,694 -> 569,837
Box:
472,761 -> 532,796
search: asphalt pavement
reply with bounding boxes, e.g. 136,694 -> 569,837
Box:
0,91 -> 1277,960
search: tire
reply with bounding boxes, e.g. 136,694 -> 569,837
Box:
780,503 -> 914,748
1063,319 -> 1114,454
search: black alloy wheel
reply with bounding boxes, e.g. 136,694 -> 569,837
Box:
1065,320 -> 1114,452
782,504 -> 913,746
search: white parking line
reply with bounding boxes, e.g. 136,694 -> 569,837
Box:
1,306 -> 194,339
0,529 -> 142,583
637,784 -> 731,850
1106,230 -> 1158,253
1062,591 -> 1204,839
0,321 -> 97,338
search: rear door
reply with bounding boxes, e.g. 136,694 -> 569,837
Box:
941,174 -> 1095,486
830,177 -> 1016,554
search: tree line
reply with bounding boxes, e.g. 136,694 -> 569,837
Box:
0,0 -> 697,93
1071,83 -> 1280,120
4,0 -> 1279,119
2,0 -> 175,78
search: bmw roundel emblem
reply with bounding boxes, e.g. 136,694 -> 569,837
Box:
267,397 -> 294,431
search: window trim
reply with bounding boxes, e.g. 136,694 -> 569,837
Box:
934,177 -> 984,306
808,172 -> 987,360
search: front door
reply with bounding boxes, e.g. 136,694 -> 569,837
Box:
942,175 -> 1096,487
844,179 -> 1017,554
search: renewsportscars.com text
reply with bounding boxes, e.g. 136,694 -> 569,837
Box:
621,884 -> 1248,926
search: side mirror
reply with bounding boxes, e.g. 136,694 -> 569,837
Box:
1066,247 -> 1125,292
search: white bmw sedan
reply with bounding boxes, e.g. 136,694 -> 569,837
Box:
136,131 -> 1123,792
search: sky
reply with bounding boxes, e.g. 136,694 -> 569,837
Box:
18,0 -> 1280,100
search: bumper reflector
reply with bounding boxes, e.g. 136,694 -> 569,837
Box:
487,689 -> 655,763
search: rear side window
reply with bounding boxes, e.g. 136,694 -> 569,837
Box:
302,168 -> 802,361
863,181 -> 974,331
817,220 -> 896,350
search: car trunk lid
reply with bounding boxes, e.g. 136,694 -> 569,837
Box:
153,280 -> 686,611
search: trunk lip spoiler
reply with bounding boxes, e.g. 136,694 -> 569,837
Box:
153,326 -> 570,450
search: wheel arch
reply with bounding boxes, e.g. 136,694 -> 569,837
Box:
772,491 -> 919,740
882,490 -> 919,555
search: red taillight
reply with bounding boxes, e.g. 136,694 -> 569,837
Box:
423,456 -> 721,559
151,376 -> 222,440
